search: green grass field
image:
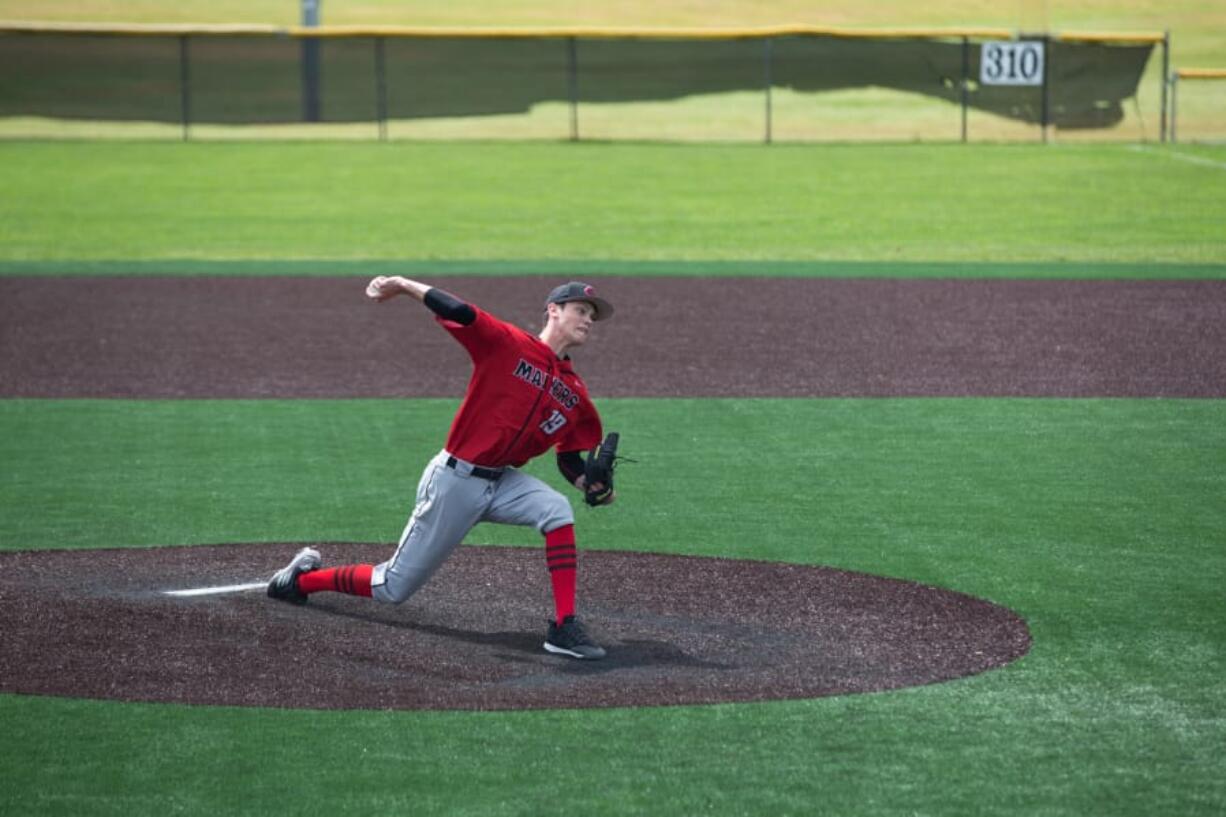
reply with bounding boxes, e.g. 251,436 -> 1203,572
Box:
2,142 -> 1225,264
2,133 -> 1225,816
2,398 -> 1224,816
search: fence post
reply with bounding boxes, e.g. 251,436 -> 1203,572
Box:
567,37 -> 580,142
1040,34 -> 1051,144
1160,30 -> 1170,143
960,36 -> 969,143
178,35 -> 191,142
301,0 -> 322,122
374,36 -> 388,142
763,37 -> 773,145
1170,72 -> 1179,144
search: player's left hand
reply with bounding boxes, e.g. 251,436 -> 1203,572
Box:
581,433 -> 620,507
577,478 -> 615,506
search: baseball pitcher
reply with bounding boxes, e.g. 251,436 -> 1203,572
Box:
267,277 -> 619,659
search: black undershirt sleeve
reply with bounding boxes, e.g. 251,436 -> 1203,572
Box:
557,450 -> 586,486
423,288 -> 477,325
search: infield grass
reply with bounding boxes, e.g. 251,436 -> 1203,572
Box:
1,397 -> 1223,816
3,141 -> 1226,264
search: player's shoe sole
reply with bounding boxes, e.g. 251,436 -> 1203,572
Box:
267,547 -> 322,605
543,642 -> 607,660
544,616 -> 607,660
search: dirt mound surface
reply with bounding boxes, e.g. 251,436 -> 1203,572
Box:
0,543 -> 1030,710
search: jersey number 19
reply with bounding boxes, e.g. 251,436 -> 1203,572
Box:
540,410 -> 567,435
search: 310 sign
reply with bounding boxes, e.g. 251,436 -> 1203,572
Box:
980,41 -> 1045,86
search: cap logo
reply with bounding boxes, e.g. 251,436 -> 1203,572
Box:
544,281 -> 612,321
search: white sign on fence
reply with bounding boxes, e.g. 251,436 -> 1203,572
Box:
980,41 -> 1045,86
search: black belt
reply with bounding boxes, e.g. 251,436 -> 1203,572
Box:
445,456 -> 504,481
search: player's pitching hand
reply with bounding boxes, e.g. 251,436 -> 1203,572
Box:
365,276 -> 403,302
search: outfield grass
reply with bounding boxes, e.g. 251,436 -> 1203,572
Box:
2,398 -> 1223,815
3,142 -> 1225,263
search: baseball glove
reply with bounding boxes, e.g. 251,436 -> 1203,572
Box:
584,432 -> 620,507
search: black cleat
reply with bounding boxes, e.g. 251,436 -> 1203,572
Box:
267,547 -> 322,605
544,615 -> 607,660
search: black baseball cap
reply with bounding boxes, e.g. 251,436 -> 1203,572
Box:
545,282 -> 614,321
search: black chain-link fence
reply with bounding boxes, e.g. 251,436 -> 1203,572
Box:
0,26 -> 1164,142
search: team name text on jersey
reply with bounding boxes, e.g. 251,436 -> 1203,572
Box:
513,358 -> 581,411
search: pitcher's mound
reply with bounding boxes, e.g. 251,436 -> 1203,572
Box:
0,543 -> 1030,710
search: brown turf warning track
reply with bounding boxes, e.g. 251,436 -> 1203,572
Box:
0,544 -> 1030,711
1,276 -> 1223,398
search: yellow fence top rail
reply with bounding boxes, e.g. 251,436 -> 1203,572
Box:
1054,31 -> 1166,45
1176,68 -> 1226,80
0,20 -> 1165,44
281,24 -> 1019,40
0,20 -> 281,36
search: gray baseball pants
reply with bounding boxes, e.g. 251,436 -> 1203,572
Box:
370,450 -> 574,604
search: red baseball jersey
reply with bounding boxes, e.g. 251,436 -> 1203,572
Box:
439,307 -> 603,468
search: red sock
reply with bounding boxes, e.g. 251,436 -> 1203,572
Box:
545,524 -> 577,624
298,564 -> 373,597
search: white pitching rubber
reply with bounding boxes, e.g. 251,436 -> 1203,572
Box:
162,581 -> 268,597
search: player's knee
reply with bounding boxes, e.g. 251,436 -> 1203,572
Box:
375,581 -> 415,605
375,578 -> 427,605
371,562 -> 432,604
537,492 -> 574,535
